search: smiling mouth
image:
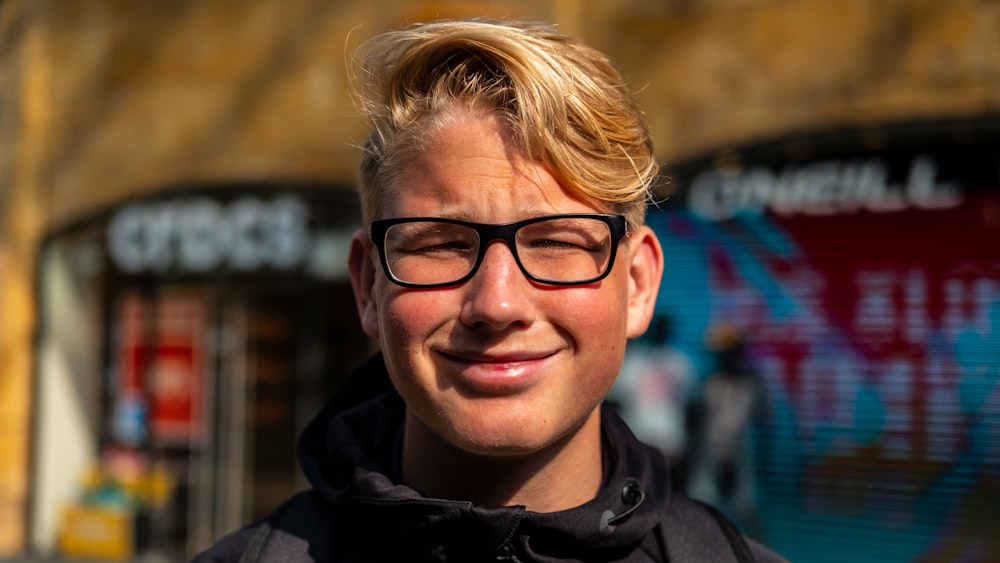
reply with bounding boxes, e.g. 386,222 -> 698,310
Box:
442,350 -> 556,364
437,349 -> 558,393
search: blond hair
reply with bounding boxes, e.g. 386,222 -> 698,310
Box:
351,19 -> 657,229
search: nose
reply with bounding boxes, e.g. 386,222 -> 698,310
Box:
458,240 -> 536,330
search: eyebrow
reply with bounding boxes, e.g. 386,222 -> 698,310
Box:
418,205 -> 568,224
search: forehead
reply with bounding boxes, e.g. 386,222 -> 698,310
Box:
377,112 -> 606,221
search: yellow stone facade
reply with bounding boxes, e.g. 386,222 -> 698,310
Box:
1,0 -> 998,555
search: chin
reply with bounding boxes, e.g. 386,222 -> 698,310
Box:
453,433 -> 557,458
446,407 -> 583,458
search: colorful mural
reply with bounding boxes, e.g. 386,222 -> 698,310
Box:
644,123 -> 1000,562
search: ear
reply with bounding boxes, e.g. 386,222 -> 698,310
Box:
624,225 -> 664,339
347,228 -> 381,340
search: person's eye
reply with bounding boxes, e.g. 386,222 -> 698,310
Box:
526,235 -> 604,252
520,219 -> 610,253
404,239 -> 475,254
388,223 -> 477,255
528,237 -> 584,249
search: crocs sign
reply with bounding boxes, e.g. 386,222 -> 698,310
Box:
108,196 -> 309,273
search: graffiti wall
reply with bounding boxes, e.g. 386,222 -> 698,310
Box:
646,120 -> 1000,563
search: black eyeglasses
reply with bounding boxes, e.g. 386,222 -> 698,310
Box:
370,214 -> 628,288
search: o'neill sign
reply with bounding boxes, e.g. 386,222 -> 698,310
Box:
688,154 -> 963,220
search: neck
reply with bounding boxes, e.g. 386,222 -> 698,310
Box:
400,408 -> 604,512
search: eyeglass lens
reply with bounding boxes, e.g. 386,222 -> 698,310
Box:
382,217 -> 615,286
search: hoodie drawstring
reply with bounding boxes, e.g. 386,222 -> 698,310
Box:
599,479 -> 645,533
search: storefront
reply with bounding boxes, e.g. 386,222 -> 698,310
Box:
640,118 -> 1000,562
29,184 -> 372,561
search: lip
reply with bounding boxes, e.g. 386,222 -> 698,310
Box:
437,348 -> 557,395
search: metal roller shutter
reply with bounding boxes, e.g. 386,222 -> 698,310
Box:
648,119 -> 1000,563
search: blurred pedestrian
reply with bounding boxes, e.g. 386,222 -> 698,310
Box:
608,315 -> 696,488
689,323 -> 768,535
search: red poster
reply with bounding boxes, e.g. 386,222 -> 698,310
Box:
118,293 -> 205,445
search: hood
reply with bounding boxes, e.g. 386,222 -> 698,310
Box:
297,354 -> 672,561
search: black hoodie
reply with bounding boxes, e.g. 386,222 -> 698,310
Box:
194,354 -> 787,562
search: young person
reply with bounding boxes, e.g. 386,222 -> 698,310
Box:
195,18 -> 786,562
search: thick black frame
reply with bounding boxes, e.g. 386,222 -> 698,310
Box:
369,213 -> 628,288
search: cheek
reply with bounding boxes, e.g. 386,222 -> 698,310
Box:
550,289 -> 629,410
585,283 -> 632,377
555,285 -> 629,354
376,286 -> 453,348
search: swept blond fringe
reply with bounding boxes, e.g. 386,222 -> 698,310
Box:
349,19 -> 657,229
